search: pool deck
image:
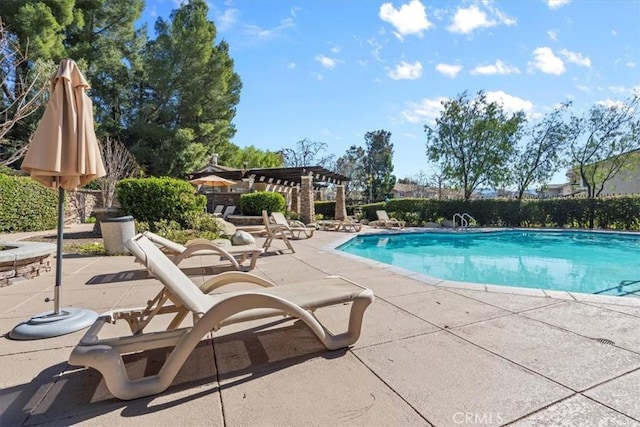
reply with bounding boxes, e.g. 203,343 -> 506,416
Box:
1,224 -> 639,426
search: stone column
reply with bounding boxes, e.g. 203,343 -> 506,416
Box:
335,184 -> 347,220
300,175 -> 315,224
290,185 -> 300,215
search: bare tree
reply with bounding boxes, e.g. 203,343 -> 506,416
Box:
279,138 -> 335,168
1,21 -> 54,166
98,136 -> 140,207
568,93 -> 640,198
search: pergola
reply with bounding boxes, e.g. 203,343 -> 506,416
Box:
188,166 -> 351,224
189,166 -> 350,189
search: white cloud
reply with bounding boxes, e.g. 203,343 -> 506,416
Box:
547,29 -> 558,41
243,17 -> 295,39
287,62 -> 296,69
597,99 -> 625,109
611,29 -> 618,36
435,63 -> 463,78
315,55 -> 338,70
547,0 -> 571,10
401,97 -> 447,124
448,5 -> 495,34
388,61 -> 423,80
626,61 -> 636,68
559,49 -> 591,67
330,44 -> 341,54
379,0 -> 433,39
576,84 -> 590,92
528,47 -> 565,75
471,60 -> 520,75
367,38 -> 384,62
447,3 -> 515,35
485,90 -> 534,115
217,8 -> 239,31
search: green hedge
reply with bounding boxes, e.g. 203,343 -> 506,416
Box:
358,196 -> 640,230
239,191 -> 286,215
116,177 -> 206,229
0,174 -> 59,232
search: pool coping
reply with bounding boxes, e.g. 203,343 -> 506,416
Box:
325,227 -> 640,307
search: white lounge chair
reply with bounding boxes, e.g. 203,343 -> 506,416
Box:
69,233 -> 374,400
270,211 -> 315,239
261,210 -> 296,253
143,231 -> 263,271
372,210 -> 405,229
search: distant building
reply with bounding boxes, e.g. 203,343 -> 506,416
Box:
538,149 -> 640,198
392,183 -> 462,199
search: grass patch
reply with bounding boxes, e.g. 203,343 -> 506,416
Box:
64,241 -> 108,256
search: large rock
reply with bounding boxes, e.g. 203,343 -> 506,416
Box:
232,230 -> 256,246
213,217 -> 236,236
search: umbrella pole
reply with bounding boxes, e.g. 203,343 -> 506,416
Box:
54,186 -> 64,314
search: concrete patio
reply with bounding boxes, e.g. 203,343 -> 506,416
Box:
1,224 -> 639,426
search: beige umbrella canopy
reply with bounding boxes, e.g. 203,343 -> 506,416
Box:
190,174 -> 236,187
11,59 -> 106,340
22,59 -> 106,189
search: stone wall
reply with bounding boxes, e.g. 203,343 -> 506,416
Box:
299,176 -> 315,224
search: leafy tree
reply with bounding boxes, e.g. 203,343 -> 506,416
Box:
130,0 -> 242,176
510,103 -> 570,199
364,129 -> 395,201
279,138 -> 334,168
1,0 -> 75,63
567,93 -> 640,198
335,145 -> 367,200
64,0 -> 146,139
223,145 -> 283,169
425,91 -> 525,200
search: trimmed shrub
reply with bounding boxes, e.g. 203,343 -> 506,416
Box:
362,196 -> 640,230
116,177 -> 206,229
0,174 -> 59,232
239,191 -> 286,215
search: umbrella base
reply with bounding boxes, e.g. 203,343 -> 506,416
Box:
9,307 -> 98,340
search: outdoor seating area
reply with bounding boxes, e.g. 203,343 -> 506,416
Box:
1,223 -> 640,425
0,227 -> 640,426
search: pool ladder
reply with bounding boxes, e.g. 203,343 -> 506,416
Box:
452,213 -> 476,229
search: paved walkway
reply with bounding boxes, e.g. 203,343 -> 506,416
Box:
1,225 -> 639,426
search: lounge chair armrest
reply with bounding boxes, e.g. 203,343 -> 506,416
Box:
199,271 -> 277,293
176,242 -> 241,270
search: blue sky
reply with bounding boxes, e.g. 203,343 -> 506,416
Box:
141,0 -> 640,184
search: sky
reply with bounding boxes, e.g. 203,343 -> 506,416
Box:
140,0 -> 640,184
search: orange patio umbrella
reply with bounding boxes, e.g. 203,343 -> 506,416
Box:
190,174 -> 236,188
11,59 -> 106,340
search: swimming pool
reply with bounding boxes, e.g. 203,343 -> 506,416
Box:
338,230 -> 640,297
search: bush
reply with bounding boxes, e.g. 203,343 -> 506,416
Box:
116,177 -> 206,229
0,174 -> 59,232
239,191 -> 286,215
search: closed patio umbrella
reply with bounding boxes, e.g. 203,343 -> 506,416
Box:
10,59 -> 106,340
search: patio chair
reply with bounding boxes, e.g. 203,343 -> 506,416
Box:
270,211 -> 315,239
317,219 -> 361,232
68,233 -> 374,400
372,210 -> 405,229
261,210 -> 296,253
221,205 -> 236,219
142,231 -> 263,271
211,204 -> 225,216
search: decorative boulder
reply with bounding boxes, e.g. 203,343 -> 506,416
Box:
232,230 -> 256,246
212,217 -> 236,236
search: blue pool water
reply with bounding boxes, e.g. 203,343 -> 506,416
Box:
338,230 -> 640,297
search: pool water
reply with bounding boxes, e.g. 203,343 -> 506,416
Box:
338,230 -> 640,297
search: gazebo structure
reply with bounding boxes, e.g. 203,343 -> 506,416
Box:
188,156 -> 350,224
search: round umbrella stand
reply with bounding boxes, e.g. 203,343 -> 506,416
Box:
9,307 -> 98,340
